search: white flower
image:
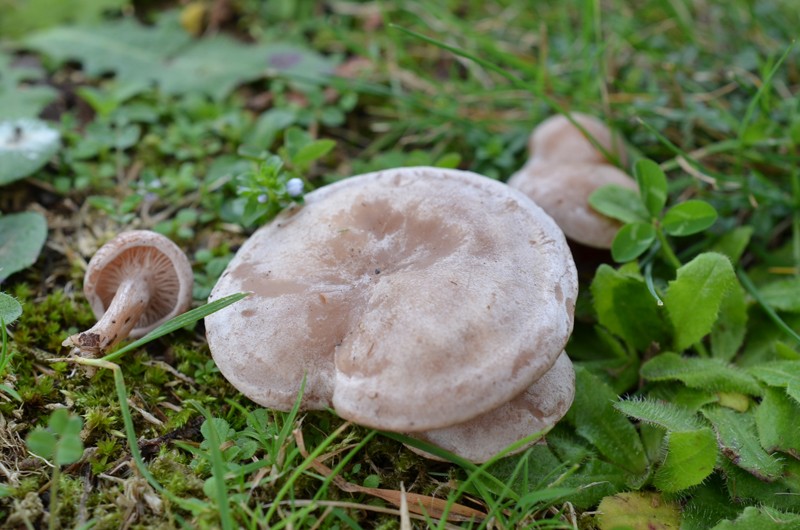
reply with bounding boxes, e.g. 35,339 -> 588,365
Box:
286,178 -> 304,197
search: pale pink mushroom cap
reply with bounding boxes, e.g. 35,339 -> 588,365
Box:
83,231 -> 193,338
508,163 -> 639,249
206,167 -> 578,433
407,351 -> 575,463
528,112 -> 628,166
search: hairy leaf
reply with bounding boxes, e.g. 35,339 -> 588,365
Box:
749,361 -> 800,403
641,353 -> 763,396
664,252 -> 736,351
755,387 -> 800,458
596,492 -> 681,530
703,407 -> 783,481
681,475 -> 741,530
0,212 -> 48,282
588,184 -> 649,224
591,265 -> 668,351
615,398 -> 704,432
711,506 -> 800,529
634,159 -> 668,217
711,280 -> 748,361
565,366 -> 649,479
722,459 -> 800,511
654,428 -> 718,492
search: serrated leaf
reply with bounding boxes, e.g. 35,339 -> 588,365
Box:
711,506 -> 800,529
641,353 -> 763,396
588,184 -> 649,223
565,366 -> 649,479
664,252 -> 736,351
703,407 -> 783,481
0,293 -> 22,325
590,265 -> 668,351
711,280 -> 748,361
0,212 -> 48,282
755,387 -> 800,458
596,492 -> 681,530
758,277 -> 800,313
0,119 -> 61,185
615,398 -> 704,432
653,428 -> 718,492
634,159 -> 668,217
611,222 -> 656,262
749,361 -> 800,403
662,200 -> 718,236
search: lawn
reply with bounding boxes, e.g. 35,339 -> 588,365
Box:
1,0 -> 800,528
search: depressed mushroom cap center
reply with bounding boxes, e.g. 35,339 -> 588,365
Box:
206,167 -> 578,431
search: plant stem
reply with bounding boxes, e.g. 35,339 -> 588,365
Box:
48,464 -> 59,530
656,228 -> 682,269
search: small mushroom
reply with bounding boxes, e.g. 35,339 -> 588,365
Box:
508,113 -> 638,249
407,351 -> 575,463
63,231 -> 193,356
206,167 -> 578,461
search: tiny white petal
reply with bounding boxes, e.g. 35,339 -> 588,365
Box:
286,178 -> 304,197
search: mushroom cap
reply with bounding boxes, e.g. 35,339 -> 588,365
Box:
507,162 -> 638,249
406,351 -> 575,463
529,113 -> 627,166
84,231 -> 193,338
206,167 -> 578,432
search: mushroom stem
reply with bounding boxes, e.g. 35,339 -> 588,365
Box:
63,272 -> 152,357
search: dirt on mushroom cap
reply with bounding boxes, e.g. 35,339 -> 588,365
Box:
206,167 -> 578,432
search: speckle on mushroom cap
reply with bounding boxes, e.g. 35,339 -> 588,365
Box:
508,162 -> 639,249
406,351 -> 575,463
84,230 -> 193,338
206,167 -> 578,432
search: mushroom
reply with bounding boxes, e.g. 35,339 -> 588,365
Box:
507,113 -> 638,249
206,166 -> 578,461
63,231 -> 193,357
406,351 -> 575,463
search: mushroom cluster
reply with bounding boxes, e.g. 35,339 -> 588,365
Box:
206,167 -> 578,462
507,113 -> 637,249
64,231 -> 193,357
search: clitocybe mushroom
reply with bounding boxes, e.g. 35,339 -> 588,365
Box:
206,166 -> 578,461
508,113 -> 638,249
63,231 -> 193,356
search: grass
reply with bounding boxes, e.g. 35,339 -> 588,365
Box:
2,0 -> 800,528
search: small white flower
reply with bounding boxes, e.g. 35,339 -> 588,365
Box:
286,178 -> 304,197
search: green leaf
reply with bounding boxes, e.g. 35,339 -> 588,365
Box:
711,226 -> 753,264
565,366 -> 649,479
0,53 -> 58,120
0,212 -> 48,282
702,407 -> 783,481
662,200 -> 718,236
681,475 -> 741,530
755,387 -> 800,458
641,353 -> 763,396
711,506 -> 800,529
26,429 -> 57,460
653,428 -> 718,492
0,119 -> 61,185
614,397 -> 704,432
749,361 -> 800,403
634,159 -> 668,217
590,265 -> 668,350
721,458 -> 800,511
758,277 -> 800,313
0,0 -> 127,39
0,293 -> 22,325
588,184 -> 649,224
596,492 -> 681,530
291,139 -> 336,168
664,252 -> 736,351
711,280 -> 748,361
611,222 -> 656,262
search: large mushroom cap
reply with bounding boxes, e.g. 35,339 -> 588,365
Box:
84,231 -> 193,338
206,167 -> 578,432
407,351 -> 575,463
508,163 -> 638,249
528,113 -> 627,166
